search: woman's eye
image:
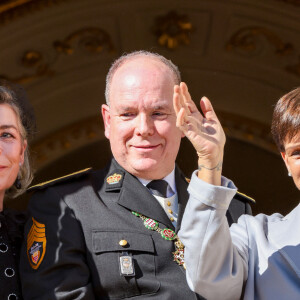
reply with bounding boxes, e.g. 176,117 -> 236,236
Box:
291,150 -> 300,157
0,132 -> 13,138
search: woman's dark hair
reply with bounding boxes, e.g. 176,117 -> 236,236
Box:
271,87 -> 300,152
0,84 -> 34,197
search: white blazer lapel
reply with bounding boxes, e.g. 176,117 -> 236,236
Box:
268,203 -> 300,278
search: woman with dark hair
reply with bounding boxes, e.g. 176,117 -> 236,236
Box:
174,83 -> 300,299
0,84 -> 34,300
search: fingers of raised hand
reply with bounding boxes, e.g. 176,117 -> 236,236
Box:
180,82 -> 198,113
200,97 -> 219,121
176,107 -> 187,129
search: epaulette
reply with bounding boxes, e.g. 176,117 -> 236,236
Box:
27,167 -> 92,192
235,191 -> 255,204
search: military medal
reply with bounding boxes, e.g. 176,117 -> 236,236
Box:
132,211 -> 185,268
173,249 -> 185,266
144,218 -> 158,230
161,228 -> 176,240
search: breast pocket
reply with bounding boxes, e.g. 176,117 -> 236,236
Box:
92,230 -> 160,299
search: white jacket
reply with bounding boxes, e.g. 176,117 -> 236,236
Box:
179,171 -> 300,300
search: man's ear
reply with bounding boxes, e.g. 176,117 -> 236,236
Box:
281,152 -> 291,174
101,104 -> 111,139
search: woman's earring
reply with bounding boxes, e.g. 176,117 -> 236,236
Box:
15,176 -> 21,189
288,172 -> 292,177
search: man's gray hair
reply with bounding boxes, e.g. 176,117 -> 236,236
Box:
105,50 -> 181,105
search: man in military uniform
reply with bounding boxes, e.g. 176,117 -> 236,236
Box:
20,51 -> 253,299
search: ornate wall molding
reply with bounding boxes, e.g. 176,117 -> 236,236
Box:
0,27 -> 114,84
31,111 -> 277,172
226,27 -> 293,56
0,0 -> 68,26
226,26 -> 300,77
153,10 -> 194,50
274,0 -> 300,5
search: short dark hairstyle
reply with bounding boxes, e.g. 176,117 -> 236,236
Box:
105,50 -> 181,105
0,85 -> 34,198
271,87 -> 300,152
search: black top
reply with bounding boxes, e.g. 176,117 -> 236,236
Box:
0,210 -> 27,300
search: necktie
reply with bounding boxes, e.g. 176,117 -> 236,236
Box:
147,180 -> 169,198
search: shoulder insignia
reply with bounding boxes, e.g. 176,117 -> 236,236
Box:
185,177 -> 191,183
235,191 -> 256,203
27,217 -> 46,270
28,167 -> 92,191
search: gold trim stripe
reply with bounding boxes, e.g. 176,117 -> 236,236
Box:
237,191 -> 256,203
29,167 -> 91,189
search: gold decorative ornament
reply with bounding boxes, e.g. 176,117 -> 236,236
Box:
54,28 -> 114,55
226,26 -> 300,77
0,27 -> 114,84
226,27 -> 293,56
153,10 -> 194,50
21,50 -> 43,67
0,0 -> 68,26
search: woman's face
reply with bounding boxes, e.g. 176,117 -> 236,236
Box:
0,104 -> 26,198
282,134 -> 300,190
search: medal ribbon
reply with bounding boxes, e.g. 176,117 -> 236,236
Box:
132,211 -> 185,268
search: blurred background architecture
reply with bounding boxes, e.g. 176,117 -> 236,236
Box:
1,0 -> 300,214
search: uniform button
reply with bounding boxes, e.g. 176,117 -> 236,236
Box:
119,240 -> 128,247
170,217 -> 174,222
168,209 -> 173,214
8,294 -> 17,300
0,243 -> 8,253
167,201 -> 171,206
4,268 -> 15,277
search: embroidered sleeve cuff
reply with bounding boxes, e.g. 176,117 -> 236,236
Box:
187,170 -> 237,210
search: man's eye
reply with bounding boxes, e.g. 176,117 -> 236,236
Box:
120,113 -> 135,119
152,112 -> 167,119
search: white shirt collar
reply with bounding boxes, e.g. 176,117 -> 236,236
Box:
137,167 -> 177,196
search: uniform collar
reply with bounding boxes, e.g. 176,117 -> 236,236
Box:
137,167 -> 176,197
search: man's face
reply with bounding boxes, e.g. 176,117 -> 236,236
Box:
102,58 -> 183,180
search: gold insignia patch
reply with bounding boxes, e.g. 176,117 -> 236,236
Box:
107,173 -> 122,184
185,177 -> 191,183
27,217 -> 46,270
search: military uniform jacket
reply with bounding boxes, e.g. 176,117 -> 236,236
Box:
20,159 -> 252,300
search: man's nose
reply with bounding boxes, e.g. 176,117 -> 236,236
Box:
136,114 -> 154,136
